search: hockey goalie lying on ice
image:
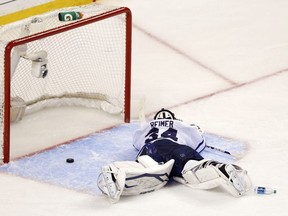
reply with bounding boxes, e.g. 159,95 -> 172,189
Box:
97,108 -> 252,202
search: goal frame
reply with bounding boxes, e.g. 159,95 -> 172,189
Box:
2,7 -> 132,163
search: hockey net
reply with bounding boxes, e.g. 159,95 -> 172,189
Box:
0,3 -> 132,163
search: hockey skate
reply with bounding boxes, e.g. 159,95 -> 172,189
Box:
180,159 -> 252,197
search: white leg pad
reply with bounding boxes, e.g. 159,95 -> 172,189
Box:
177,159 -> 252,197
181,159 -> 222,189
137,155 -> 158,167
97,156 -> 174,202
213,164 -> 252,197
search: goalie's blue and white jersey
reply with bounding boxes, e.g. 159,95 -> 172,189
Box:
132,119 -> 206,153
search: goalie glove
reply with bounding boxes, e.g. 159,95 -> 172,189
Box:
97,155 -> 174,203
175,159 -> 252,197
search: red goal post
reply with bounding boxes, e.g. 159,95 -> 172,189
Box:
0,3 -> 132,163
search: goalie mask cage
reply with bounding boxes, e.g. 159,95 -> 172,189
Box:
0,4 -> 132,163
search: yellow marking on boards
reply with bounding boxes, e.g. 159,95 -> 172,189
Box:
0,0 -> 95,25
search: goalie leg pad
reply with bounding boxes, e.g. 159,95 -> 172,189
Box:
179,159 -> 252,197
97,164 -> 125,203
97,156 -> 174,202
181,159 -> 222,189
213,164 -> 252,197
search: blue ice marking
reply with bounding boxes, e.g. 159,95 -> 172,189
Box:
0,121 -> 246,195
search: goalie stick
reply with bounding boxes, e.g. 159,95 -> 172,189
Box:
206,145 -> 241,159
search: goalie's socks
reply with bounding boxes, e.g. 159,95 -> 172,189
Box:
97,166 -> 122,203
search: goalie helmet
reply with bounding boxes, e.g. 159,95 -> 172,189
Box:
154,108 -> 176,120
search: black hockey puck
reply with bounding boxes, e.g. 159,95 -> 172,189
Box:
66,158 -> 74,163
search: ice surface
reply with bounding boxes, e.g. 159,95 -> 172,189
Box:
0,121 -> 243,196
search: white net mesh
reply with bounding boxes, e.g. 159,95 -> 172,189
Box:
0,3 -> 131,163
